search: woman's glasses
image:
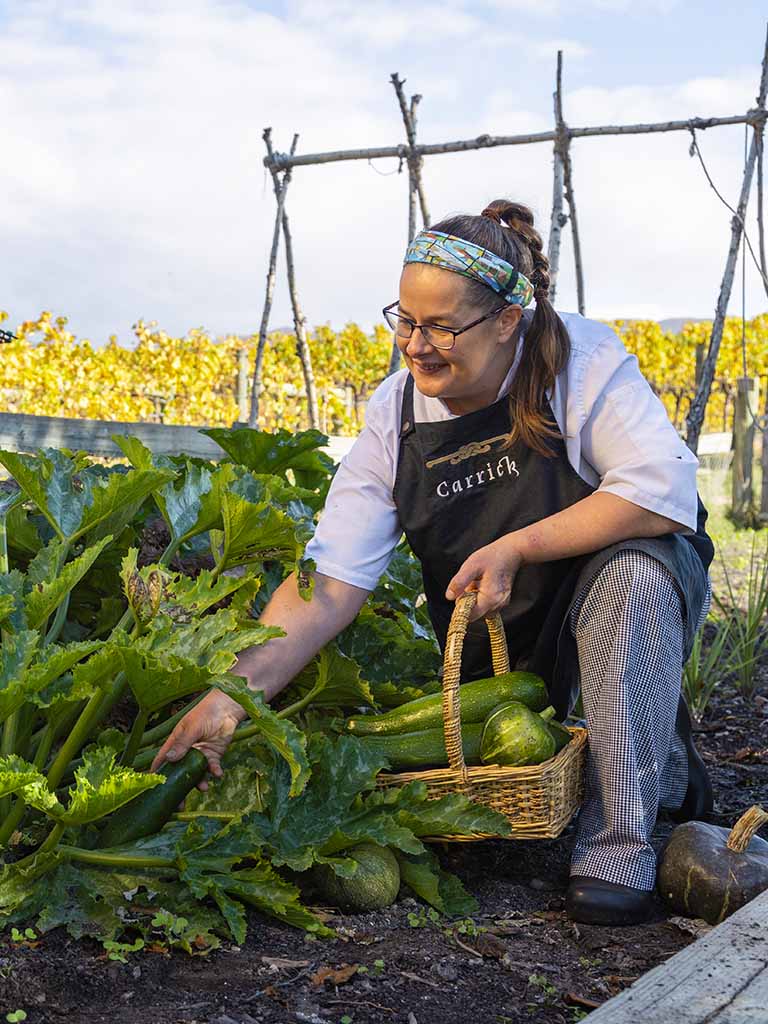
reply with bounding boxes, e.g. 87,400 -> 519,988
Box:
382,301 -> 507,352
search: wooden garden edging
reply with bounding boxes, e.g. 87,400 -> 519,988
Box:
0,411 -> 356,462
586,889 -> 768,1023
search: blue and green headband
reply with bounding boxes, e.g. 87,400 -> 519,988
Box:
404,230 -> 535,308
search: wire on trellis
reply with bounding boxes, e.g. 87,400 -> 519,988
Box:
688,121 -> 768,433
366,155 -> 406,176
688,124 -> 768,292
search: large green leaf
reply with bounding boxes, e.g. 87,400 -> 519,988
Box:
113,436 -> 235,546
394,848 -> 478,917
55,747 -> 163,826
202,426 -> 330,479
117,606 -> 282,713
77,467 -> 176,544
0,754 -> 46,799
214,676 -> 309,797
227,734 -> 388,871
212,492 -> 304,573
338,604 -> 442,694
0,852 -> 60,919
23,535 -> 113,630
0,449 -> 173,544
0,629 -> 41,723
34,639 -> 127,715
0,449 -> 90,540
285,642 -> 375,710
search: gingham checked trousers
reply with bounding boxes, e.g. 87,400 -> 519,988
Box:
567,548 -> 712,890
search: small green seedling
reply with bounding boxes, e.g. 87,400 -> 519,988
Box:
9,928 -> 36,944
151,909 -> 189,940
6,1012 -> 27,1023
102,938 -> 145,963
407,907 -> 441,928
340,1016 -> 353,1024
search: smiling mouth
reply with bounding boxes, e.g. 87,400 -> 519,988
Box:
412,361 -> 447,374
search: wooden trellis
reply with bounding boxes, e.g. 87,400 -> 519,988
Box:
253,28 -> 768,470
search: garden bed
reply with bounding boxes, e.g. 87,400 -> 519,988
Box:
2,660 -> 766,1024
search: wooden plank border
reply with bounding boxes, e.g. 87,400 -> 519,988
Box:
0,412 -> 225,460
586,890 -> 768,1023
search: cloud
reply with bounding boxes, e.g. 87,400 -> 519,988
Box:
0,0 -> 764,351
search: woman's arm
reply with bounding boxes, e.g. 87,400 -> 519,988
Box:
151,572 -> 370,776
446,491 -> 682,619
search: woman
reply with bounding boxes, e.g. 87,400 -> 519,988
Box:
153,200 -> 715,926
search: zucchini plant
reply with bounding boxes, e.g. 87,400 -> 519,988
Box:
0,427 -> 504,954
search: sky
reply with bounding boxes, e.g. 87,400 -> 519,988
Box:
1,0 -> 767,346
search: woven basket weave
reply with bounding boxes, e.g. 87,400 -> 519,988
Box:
376,591 -> 587,840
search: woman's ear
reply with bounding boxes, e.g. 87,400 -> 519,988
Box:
498,305 -> 522,345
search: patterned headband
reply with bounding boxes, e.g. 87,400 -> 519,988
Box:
403,230 -> 535,307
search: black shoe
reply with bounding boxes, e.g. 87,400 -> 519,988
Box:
566,876 -> 655,926
669,696 -> 713,824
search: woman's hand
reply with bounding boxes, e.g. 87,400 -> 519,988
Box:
150,690 -> 245,791
445,538 -> 525,620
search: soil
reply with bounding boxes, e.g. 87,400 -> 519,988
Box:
3,662 -> 768,1024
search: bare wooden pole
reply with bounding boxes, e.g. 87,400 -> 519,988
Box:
760,382 -> 768,523
686,26 -> 768,453
266,112 -> 765,171
388,76 -> 431,377
391,74 -> 430,227
558,98 -> 585,313
263,131 -> 320,430
249,130 -> 298,427
732,377 -> 760,525
756,117 -> 768,301
548,51 -> 568,305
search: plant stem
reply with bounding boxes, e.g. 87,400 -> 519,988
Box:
0,714 -> 19,821
139,694 -> 206,750
57,844 -> 175,870
45,688 -> 110,791
121,708 -> 149,767
43,593 -> 71,646
172,811 -> 234,821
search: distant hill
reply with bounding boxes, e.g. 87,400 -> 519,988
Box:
658,317 -> 712,333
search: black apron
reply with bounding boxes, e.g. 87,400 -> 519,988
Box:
392,373 -> 714,720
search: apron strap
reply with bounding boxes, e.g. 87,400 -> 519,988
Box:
400,373 -> 416,438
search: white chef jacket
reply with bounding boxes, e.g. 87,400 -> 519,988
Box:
304,309 -> 700,593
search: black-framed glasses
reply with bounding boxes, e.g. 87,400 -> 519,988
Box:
382,301 -> 507,351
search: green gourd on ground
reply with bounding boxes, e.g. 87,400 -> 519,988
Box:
346,671 -> 548,736
658,805 -> 768,924
97,749 -> 208,848
313,843 -> 401,911
480,702 -> 557,767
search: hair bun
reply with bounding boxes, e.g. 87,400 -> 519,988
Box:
480,206 -> 502,224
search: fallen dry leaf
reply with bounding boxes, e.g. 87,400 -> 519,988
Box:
310,963 -> 359,987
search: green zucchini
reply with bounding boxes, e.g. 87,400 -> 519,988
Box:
347,671 -> 548,736
97,748 -> 208,848
359,723 -> 483,771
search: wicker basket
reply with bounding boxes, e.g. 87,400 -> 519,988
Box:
376,591 -> 587,840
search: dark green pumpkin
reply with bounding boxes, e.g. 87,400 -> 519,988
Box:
658,805 -> 768,925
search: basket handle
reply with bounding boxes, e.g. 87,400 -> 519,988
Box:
442,591 -> 511,781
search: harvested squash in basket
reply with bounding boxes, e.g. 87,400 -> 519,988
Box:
658,805 -> 768,924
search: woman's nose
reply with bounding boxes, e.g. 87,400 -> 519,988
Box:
404,326 -> 434,357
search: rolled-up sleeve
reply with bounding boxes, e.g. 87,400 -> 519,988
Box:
304,392 -> 403,591
579,333 -> 699,532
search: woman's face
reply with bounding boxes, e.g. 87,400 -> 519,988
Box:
397,264 -> 522,411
